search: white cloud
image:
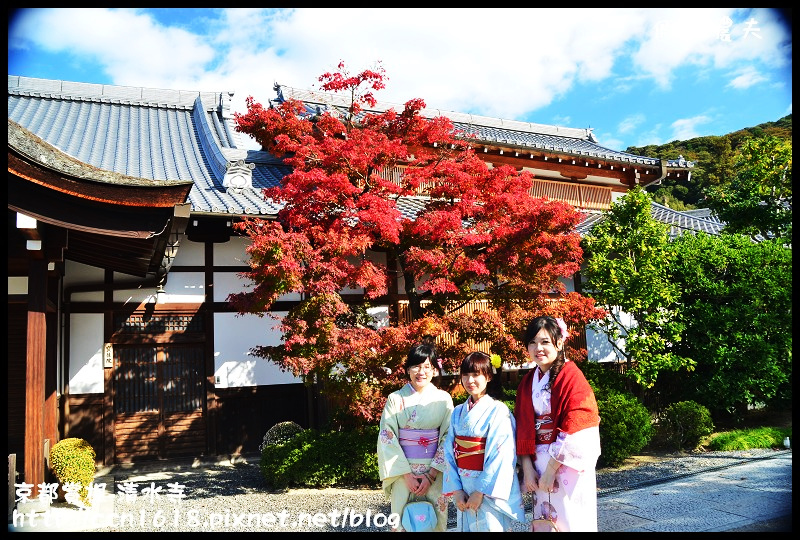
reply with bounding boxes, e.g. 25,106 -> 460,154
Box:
726,66 -> 768,89
617,113 -> 646,135
669,115 -> 713,141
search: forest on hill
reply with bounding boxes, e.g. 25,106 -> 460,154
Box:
627,114 -> 792,210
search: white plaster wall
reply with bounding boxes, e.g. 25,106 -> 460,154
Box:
173,236 -> 204,266
68,313 -> 104,394
63,260 -> 104,288
585,308 -> 632,363
8,276 -> 27,294
611,191 -> 627,203
112,286 -> 157,305
213,312 -> 302,387
214,270 -> 302,303
214,236 -> 250,266
162,272 -> 206,303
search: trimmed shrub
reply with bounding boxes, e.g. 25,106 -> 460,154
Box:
49,437 -> 96,506
597,389 -> 653,468
259,421 -> 304,452
657,400 -> 714,451
260,425 -> 380,489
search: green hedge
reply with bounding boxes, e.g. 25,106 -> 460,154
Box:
260,425 -> 380,489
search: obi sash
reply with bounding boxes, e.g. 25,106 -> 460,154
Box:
454,435 -> 486,471
535,415 -> 555,445
398,428 -> 440,459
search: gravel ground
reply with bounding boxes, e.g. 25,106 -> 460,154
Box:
65,447 -> 787,532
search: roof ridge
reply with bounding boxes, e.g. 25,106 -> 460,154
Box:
275,84 -> 594,141
8,74 -> 229,112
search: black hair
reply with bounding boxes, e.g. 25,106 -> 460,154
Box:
404,336 -> 441,379
460,351 -> 505,399
523,316 -> 567,388
459,351 -> 493,380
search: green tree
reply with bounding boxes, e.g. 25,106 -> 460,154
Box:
581,187 -> 693,388
661,232 -> 792,419
703,136 -> 792,244
633,114 -> 792,211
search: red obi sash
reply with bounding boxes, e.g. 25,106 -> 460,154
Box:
535,415 -> 555,444
454,435 -> 486,471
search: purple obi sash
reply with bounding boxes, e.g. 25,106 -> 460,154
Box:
398,428 -> 440,459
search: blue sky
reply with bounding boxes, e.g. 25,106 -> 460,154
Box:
8,8 -> 792,152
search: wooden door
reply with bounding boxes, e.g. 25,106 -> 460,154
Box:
113,344 -> 206,462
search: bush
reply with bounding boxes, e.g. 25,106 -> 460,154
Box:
259,421 -> 304,452
260,425 -> 380,489
657,400 -> 714,451
49,438 -> 96,506
707,426 -> 792,451
597,389 -> 653,468
577,361 -> 628,395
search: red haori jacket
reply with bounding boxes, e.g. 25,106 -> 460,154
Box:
514,360 -> 600,456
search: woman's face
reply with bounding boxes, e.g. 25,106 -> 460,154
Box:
527,327 -> 563,373
407,360 -> 436,391
461,371 -> 489,401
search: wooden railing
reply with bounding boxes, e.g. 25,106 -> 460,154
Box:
375,166 -> 611,210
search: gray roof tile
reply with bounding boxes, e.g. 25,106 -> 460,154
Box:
9,75 -> 708,236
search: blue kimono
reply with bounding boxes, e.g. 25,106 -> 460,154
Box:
443,395 -> 525,531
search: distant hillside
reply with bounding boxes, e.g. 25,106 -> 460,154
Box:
627,114 -> 792,210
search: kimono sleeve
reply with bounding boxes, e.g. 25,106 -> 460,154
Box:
377,392 -> 411,482
430,391 -> 454,474
441,405 -> 463,496
474,402 -> 518,500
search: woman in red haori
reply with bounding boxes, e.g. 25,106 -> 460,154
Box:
515,316 -> 601,532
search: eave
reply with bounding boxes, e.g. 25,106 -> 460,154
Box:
8,120 -> 192,278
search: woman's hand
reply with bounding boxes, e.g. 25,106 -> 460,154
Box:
404,472 -> 423,494
416,473 -> 432,496
538,458 -> 560,493
453,490 -> 469,512
519,455 -> 538,493
465,491 -> 484,512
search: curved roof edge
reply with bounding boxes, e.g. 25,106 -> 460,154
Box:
8,119 -> 194,191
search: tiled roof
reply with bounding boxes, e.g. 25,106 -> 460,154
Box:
9,75 -> 707,235
577,203 -> 725,239
650,202 -> 725,237
7,75 -> 287,218
273,85 -> 695,170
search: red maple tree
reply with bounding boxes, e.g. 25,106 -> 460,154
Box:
231,61 -> 605,424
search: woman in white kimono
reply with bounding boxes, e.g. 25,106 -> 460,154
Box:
377,338 -> 454,531
515,316 -> 602,532
443,351 -> 525,532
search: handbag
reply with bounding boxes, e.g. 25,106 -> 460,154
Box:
531,492 -> 559,532
401,492 -> 438,532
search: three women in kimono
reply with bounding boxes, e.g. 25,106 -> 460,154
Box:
377,338 -> 454,531
515,316 -> 602,532
443,351 -> 525,531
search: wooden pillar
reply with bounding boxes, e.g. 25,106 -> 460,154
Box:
25,258 -> 47,497
44,307 -> 58,477
204,241 -> 217,456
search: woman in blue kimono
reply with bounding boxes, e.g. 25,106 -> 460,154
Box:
443,351 -> 525,531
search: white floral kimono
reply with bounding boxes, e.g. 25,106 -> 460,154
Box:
443,395 -> 525,531
377,382 -> 454,531
530,367 -> 601,532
